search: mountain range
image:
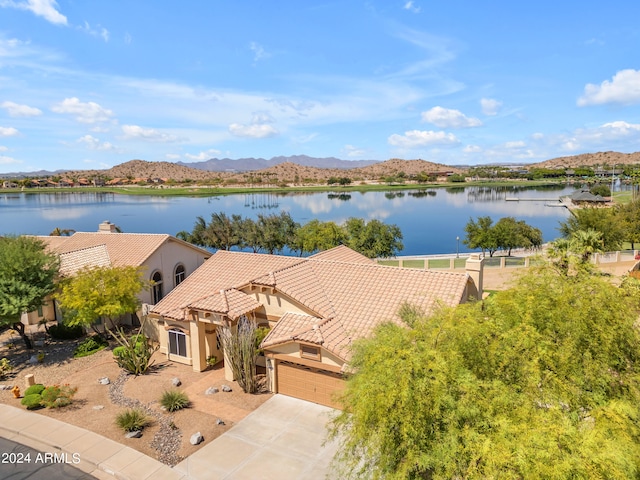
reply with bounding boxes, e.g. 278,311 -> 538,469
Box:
176,154 -> 378,172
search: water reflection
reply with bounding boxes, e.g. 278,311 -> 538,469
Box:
0,186 -> 577,254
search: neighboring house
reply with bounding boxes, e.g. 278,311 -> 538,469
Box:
150,245 -> 484,408
21,221 -> 211,330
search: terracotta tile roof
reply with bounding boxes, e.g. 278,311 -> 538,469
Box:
189,288 -> 262,320
262,259 -> 470,361
39,232 -> 176,267
309,245 -> 375,264
150,250 -> 304,320
59,244 -> 111,276
150,247 -> 472,362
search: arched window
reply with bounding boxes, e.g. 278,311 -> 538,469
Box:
168,329 -> 187,357
174,264 -> 186,287
151,271 -> 163,304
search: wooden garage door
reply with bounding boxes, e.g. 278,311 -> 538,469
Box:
277,361 -> 345,409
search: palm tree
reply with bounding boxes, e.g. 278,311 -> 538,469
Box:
49,227 -> 76,236
570,229 -> 604,263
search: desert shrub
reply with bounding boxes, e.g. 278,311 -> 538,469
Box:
112,324 -> 158,376
160,389 -> 190,412
21,394 -> 43,410
0,358 -> 12,379
73,336 -> 109,358
24,384 -> 45,396
115,408 -> 150,432
40,385 -> 78,408
48,323 -> 84,340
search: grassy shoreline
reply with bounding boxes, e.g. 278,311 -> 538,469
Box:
0,179 -> 575,197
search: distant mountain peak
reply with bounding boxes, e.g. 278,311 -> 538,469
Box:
177,155 -> 379,172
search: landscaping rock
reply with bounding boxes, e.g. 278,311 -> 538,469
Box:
28,355 -> 38,365
171,377 -> 181,387
92,405 -> 104,410
190,432 -> 203,445
0,385 -> 13,390
125,430 -> 142,439
98,377 -> 110,385
205,387 -> 219,395
216,418 -> 225,425
221,384 -> 232,392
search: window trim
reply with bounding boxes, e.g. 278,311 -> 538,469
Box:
174,264 -> 186,287
151,270 -> 164,304
168,328 -> 188,357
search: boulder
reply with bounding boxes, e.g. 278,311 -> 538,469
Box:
125,431 -> 142,439
216,418 -> 225,425
221,385 -> 232,392
205,387 -> 219,395
171,377 -> 181,387
98,377 -> 110,385
190,432 -> 203,445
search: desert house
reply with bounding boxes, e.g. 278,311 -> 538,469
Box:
149,245 -> 484,408
23,221 -> 211,329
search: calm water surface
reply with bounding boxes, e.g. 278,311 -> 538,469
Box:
0,185 -> 576,255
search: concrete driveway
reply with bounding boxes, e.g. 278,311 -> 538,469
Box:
174,395 -> 341,480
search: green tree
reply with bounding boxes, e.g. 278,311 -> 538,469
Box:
493,217 -> 543,256
330,265 -> 640,479
55,266 -> 146,334
559,207 -> 624,251
293,220 -> 347,255
590,184 -> 611,197
463,216 -> 498,257
255,211 -> 299,254
0,236 -> 60,349
616,199 -> 640,249
343,218 -> 403,258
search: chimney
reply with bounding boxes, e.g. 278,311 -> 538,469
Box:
465,253 -> 484,300
98,221 -> 117,233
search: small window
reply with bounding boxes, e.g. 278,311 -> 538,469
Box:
168,329 -> 187,357
174,264 -> 186,287
151,271 -> 163,304
37,306 -> 43,317
300,344 -> 321,361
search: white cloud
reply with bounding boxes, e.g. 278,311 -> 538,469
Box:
0,154 -> 19,165
504,141 -> 526,148
185,149 -> 222,160
250,42 -> 270,62
578,69 -> 640,106
51,97 -> 114,124
228,123 -> 278,138
0,0 -> 67,25
76,134 -> 115,151
421,106 -> 482,128
463,145 -> 481,153
343,144 -> 367,158
1,101 -> 42,117
78,21 -> 110,42
480,98 -> 502,116
403,1 -> 421,13
388,130 -> 458,148
121,125 -> 181,143
0,126 -> 19,137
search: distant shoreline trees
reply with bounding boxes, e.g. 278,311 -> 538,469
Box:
177,211 -> 403,258
463,216 -> 543,257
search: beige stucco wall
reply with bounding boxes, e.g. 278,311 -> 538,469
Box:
247,288 -> 318,318
141,240 -> 209,305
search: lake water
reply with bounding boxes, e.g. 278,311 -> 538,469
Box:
0,185 -> 576,255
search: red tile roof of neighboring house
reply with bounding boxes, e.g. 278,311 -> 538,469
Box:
58,244 -> 111,276
309,244 -> 374,264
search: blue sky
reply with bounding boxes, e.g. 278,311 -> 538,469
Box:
1,1 -> 640,173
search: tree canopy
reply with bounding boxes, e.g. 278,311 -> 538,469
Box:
55,265 -> 146,333
178,212 -> 404,258
463,216 -> 542,257
0,236 -> 60,348
329,263 -> 640,479
559,207 -> 624,251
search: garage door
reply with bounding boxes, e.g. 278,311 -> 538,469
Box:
276,361 -> 345,409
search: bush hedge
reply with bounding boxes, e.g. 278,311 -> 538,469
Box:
24,384 -> 45,396
73,336 -> 109,358
48,323 -> 84,340
21,394 -> 43,410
